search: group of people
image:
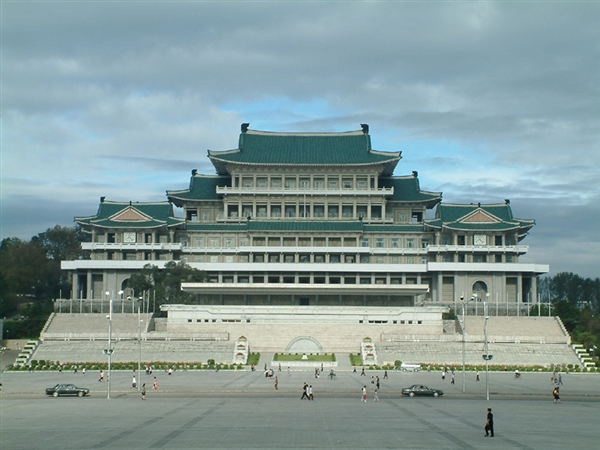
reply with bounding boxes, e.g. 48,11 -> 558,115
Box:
300,382 -> 314,400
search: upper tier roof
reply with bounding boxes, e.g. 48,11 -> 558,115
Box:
425,202 -> 535,238
76,200 -> 185,230
207,127 -> 401,176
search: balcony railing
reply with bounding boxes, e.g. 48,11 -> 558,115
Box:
216,186 -> 394,196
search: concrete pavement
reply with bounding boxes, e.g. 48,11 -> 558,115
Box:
1,368 -> 599,449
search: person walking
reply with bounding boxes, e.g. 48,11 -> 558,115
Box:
476,370 -> 480,381
553,386 -> 561,403
558,373 -> 563,385
484,408 -> 494,437
141,383 -> 146,400
82,367 -> 86,376
361,367 -> 366,376
374,389 -> 380,402
99,370 -> 104,382
274,376 -> 278,390
153,377 -> 158,391
376,376 -> 380,390
383,370 -> 388,379
301,382 -> 309,400
308,385 -> 313,400
131,375 -> 137,389
362,386 -> 367,402
451,373 -> 455,384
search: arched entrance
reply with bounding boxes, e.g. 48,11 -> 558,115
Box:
285,336 -> 324,354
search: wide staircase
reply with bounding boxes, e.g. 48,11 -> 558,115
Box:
28,313 -> 581,368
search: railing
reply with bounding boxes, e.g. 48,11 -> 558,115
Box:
41,331 -> 230,341
216,186 -> 394,196
379,334 -> 570,344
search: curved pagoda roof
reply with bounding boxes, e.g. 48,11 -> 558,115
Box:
207,125 -> 401,176
75,200 -> 185,230
167,175 -> 229,207
379,174 -> 441,208
425,202 -> 535,239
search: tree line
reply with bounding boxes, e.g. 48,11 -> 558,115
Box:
1,225 -> 598,351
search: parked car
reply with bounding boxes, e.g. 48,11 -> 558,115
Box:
45,384 -> 89,397
401,384 -> 443,398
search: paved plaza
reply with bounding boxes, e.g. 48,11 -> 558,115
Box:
1,366 -> 599,449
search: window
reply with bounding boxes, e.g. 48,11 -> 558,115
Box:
411,212 -> 423,223
495,254 -> 502,263
271,179 -> 281,188
225,255 -> 233,263
186,210 -> 198,221
300,179 -> 310,188
209,238 -> 219,248
343,179 -> 352,189
330,254 -> 340,263
407,256 -> 415,264
299,254 -> 310,263
361,238 -> 369,247
399,213 -> 408,222
421,239 -> 429,248
345,255 -> 355,263
202,211 -> 210,221
357,180 -> 366,189
253,254 -> 264,263
240,255 -> 249,262
195,237 -> 205,247
329,180 -> 338,189
328,206 -> 339,218
284,179 -> 296,189
284,254 -> 295,263
376,256 -> 384,264
314,205 -> 324,218
271,205 -> 281,218
285,205 -> 296,217
239,238 -> 249,246
225,238 -> 234,248
441,236 -> 452,245
314,255 -> 325,263
257,178 -> 267,188
495,235 -> 503,246
442,254 -> 452,262
391,238 -> 399,248
342,206 -> 353,218
360,277 -> 371,284
506,255 -> 513,262
376,238 -> 384,248
314,179 -> 324,189
457,235 -> 466,246
269,254 -> 280,263
391,257 -> 399,264
360,255 -> 370,263
406,238 -> 414,248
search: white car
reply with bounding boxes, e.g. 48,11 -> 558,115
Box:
400,363 -> 421,372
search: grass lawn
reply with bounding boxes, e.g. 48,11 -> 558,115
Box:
273,353 -> 336,362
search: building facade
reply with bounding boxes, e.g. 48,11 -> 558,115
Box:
62,124 -> 549,310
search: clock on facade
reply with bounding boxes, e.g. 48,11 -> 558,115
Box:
123,232 -> 136,243
474,235 -> 486,246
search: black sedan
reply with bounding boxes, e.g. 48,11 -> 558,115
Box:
45,384 -> 90,397
401,384 -> 443,398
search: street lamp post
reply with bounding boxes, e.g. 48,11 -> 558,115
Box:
483,301 -> 493,401
129,296 -> 143,391
461,294 -> 478,393
104,291 -> 114,400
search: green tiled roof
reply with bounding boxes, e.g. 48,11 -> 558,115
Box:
247,221 -> 364,232
208,129 -> 401,175
425,203 -> 535,234
379,175 -> 442,206
76,201 -> 185,230
363,224 -> 425,233
185,223 -> 247,232
167,175 -> 230,206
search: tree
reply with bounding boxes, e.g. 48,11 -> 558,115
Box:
32,225 -> 88,297
128,261 -> 207,308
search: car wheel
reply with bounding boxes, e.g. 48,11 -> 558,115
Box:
433,392 -> 439,398
53,392 -> 59,397
77,391 -> 84,397
409,392 -> 415,397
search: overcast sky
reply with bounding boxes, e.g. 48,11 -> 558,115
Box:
1,1 -> 599,278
